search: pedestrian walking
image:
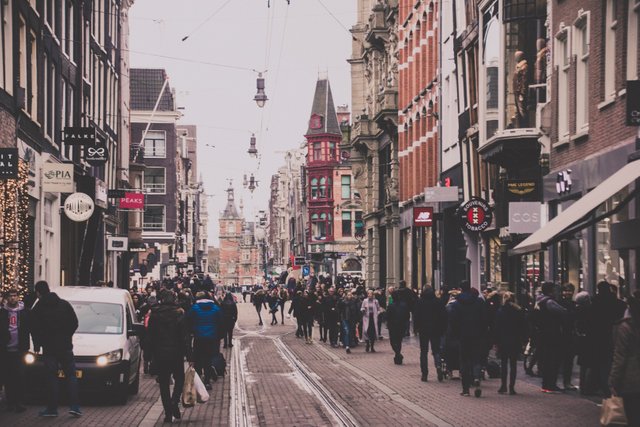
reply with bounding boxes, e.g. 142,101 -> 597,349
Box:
0,288 -> 30,412
253,288 -> 266,326
338,291 -> 359,354
558,283 -> 578,390
414,285 -> 446,382
222,292 -> 238,348
574,291 -> 596,394
534,281 -> 567,394
448,280 -> 487,398
323,287 -> 340,347
387,281 -> 415,365
30,281 -> 82,417
188,291 -> 222,389
299,290 -> 316,343
494,291 -> 527,395
609,291 -> 640,427
361,289 -> 381,353
148,289 -> 192,423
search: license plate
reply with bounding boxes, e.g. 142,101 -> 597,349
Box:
57,370 -> 83,379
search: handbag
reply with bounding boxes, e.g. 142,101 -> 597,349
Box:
600,396 -> 627,426
182,366 -> 196,407
193,371 -> 210,403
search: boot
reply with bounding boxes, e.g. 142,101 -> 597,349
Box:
365,341 -> 370,352
370,342 -> 376,353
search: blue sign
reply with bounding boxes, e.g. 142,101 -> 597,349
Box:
302,265 -> 310,277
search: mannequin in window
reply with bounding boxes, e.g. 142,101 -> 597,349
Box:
512,50 -> 529,128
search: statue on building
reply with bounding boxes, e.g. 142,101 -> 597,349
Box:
512,50 -> 529,128
534,38 -> 548,84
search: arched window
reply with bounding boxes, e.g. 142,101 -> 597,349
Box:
319,177 -> 327,198
311,178 -> 319,199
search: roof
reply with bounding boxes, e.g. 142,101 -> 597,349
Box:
221,186 -> 240,219
51,286 -> 132,304
306,78 -> 341,136
130,69 -> 175,111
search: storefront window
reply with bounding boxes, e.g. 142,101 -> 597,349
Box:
483,2 -> 500,139
488,236 -> 502,285
596,188 -> 629,295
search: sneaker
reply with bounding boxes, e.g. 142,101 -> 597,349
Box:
460,390 -> 470,397
498,387 -> 507,394
69,406 -> 83,417
346,347 -> 351,354
564,383 -> 578,391
39,408 -> 59,417
205,382 -> 213,391
509,389 -> 517,395
474,387 -> 482,398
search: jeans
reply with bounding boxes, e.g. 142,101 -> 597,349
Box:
341,320 -> 353,347
560,344 -> 575,385
224,324 -> 235,347
193,337 -> 218,384
389,329 -> 404,359
303,319 -> 313,339
43,350 -> 79,410
328,320 -> 339,345
539,343 -> 560,390
156,358 -> 185,416
0,351 -> 25,407
500,354 -> 518,390
459,342 -> 482,392
419,334 -> 442,377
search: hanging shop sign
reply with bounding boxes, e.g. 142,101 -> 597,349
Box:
509,202 -> 542,234
95,179 -> 108,209
108,189 -> 126,199
626,80 -> 640,126
424,186 -> 460,203
556,170 -> 573,196
63,127 -> 96,146
42,163 -> 74,193
64,192 -> 95,222
176,252 -> 188,263
118,192 -> 144,209
107,236 -> 129,252
506,180 -> 537,199
457,197 -> 493,233
0,148 -> 19,179
413,207 -> 434,227
293,256 -> 307,266
85,142 -> 109,166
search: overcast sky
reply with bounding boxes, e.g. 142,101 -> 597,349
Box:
129,0 -> 356,245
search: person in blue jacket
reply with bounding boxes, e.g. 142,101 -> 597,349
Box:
189,291 -> 222,389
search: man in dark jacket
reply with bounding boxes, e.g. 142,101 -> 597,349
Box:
535,281 -> 567,393
189,292 -> 222,389
387,281 -> 416,365
30,281 -> 81,417
149,289 -> 191,422
589,281 -> 627,397
448,280 -> 487,397
323,287 -> 340,347
414,286 -> 446,382
0,288 -> 31,412
558,283 -> 578,390
338,291 -> 360,354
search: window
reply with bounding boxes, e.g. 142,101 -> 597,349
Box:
143,205 -> 165,231
482,3 -> 499,139
144,168 -> 166,194
604,0 -> 617,101
313,142 -> 322,161
227,222 -> 235,234
342,212 -> 352,237
574,13 -> 589,132
628,0 -> 640,80
341,175 -> 351,199
311,177 -> 319,199
556,28 -> 570,141
0,0 -> 13,93
328,142 -> 336,160
311,212 -> 332,240
64,1 -> 74,62
242,250 -> 250,261
355,211 -> 364,237
143,131 -> 166,158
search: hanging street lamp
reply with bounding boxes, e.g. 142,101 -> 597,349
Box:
253,73 -> 268,108
248,133 -> 258,157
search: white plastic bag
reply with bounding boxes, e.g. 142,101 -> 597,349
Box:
193,371 -> 210,403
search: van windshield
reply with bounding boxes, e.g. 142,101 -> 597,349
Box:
70,301 -> 123,334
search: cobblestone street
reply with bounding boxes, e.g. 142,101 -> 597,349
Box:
0,299 -> 602,426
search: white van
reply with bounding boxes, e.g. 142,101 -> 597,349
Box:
25,287 -> 144,404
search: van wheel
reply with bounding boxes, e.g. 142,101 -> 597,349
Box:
129,370 -> 140,395
115,375 -> 130,405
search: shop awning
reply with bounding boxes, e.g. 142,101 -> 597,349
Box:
511,160 -> 640,255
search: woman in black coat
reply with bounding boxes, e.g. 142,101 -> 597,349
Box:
494,291 -> 527,395
221,292 -> 238,348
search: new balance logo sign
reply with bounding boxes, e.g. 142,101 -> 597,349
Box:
416,212 -> 431,221
413,207 -> 434,227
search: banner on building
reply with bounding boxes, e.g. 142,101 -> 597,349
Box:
413,207 -> 434,227
64,192 -> 95,222
118,192 -> 144,209
0,148 -> 19,179
43,163 -> 74,193
509,202 -> 542,234
63,127 -> 96,146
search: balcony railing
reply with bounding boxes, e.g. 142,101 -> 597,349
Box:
144,183 -> 166,194
143,222 -> 164,231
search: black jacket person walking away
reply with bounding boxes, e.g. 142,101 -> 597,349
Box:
448,280 -> 487,397
387,281 -> 416,365
30,281 -> 81,417
535,282 -> 567,393
494,291 -> 526,395
222,292 -> 238,348
414,286 -> 446,381
149,289 -> 192,423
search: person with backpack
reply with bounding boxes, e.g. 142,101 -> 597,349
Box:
534,281 -> 567,393
494,291 -> 527,395
188,292 -> 222,390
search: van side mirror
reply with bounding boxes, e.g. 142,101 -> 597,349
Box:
128,323 -> 145,338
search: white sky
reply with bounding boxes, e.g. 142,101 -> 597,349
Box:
129,0 -> 356,246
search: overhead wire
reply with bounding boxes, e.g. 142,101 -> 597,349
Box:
180,0 -> 235,42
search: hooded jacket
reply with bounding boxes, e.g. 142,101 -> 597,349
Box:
0,301 -> 31,352
414,289 -> 446,337
189,299 -> 222,339
448,291 -> 488,345
148,303 -> 191,362
30,292 -> 78,354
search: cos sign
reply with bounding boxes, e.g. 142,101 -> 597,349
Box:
457,198 -> 493,233
509,202 -> 541,234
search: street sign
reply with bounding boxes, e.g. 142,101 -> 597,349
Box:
424,186 -> 460,202
413,207 -> 434,227
0,148 -> 18,179
626,80 -> 640,126
119,192 -> 144,209
457,197 -> 493,233
85,142 -> 109,166
64,192 -> 95,222
293,256 -> 307,266
42,163 -> 74,193
302,265 -> 310,277
63,127 -> 96,146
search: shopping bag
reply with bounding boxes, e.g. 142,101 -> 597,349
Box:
193,371 -> 210,403
600,396 -> 627,426
182,366 -> 196,407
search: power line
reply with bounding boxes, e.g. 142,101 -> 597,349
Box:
181,0 -> 235,42
316,0 -> 356,41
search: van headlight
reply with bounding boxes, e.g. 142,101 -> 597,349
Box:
96,349 -> 123,367
24,352 -> 36,365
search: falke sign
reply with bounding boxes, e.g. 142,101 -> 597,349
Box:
413,207 -> 434,227
42,163 -> 74,193
118,192 -> 144,209
63,127 -> 96,146
0,148 -> 18,179
85,143 -> 109,166
457,198 -> 493,233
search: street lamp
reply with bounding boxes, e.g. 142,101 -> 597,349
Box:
253,73 -> 268,108
248,134 -> 258,157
